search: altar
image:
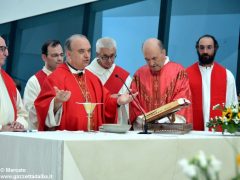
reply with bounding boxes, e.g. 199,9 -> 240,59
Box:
0,131 -> 239,180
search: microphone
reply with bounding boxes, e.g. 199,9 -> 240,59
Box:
115,74 -> 151,134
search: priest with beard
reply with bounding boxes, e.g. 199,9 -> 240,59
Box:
186,34 -> 238,131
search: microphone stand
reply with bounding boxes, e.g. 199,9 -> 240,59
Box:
115,74 -> 151,134
138,111 -> 151,134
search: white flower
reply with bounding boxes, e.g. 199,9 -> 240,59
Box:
232,108 -> 238,113
233,118 -> 239,124
198,150 -> 207,168
209,155 -> 221,172
179,159 -> 197,178
207,155 -> 221,180
179,151 -> 221,180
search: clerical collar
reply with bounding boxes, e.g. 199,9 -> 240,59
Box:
86,58 -> 115,76
164,56 -> 170,65
66,62 -> 84,75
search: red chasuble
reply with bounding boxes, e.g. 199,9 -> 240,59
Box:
186,62 -> 226,131
130,62 -> 193,123
104,66 -> 129,94
1,69 -> 17,120
35,70 -> 47,89
104,66 -> 130,123
35,64 -> 118,131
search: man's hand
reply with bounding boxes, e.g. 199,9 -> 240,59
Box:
54,86 -> 71,103
10,121 -> 24,129
117,92 -> 138,105
54,86 -> 71,113
1,122 -> 25,132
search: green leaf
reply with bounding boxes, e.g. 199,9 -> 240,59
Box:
227,123 -> 238,133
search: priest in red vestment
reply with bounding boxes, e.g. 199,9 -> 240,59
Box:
186,34 -> 238,131
35,34 -> 136,131
130,38 -> 192,127
0,36 -> 28,131
86,37 -> 132,125
24,40 -> 64,129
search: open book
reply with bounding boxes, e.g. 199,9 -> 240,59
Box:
141,98 -> 190,123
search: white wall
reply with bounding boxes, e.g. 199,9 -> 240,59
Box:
0,0 -> 97,24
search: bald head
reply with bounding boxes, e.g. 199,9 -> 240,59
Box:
142,38 -> 164,52
142,38 -> 166,72
65,34 -> 89,51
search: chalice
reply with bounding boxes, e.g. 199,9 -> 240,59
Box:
76,102 -> 102,131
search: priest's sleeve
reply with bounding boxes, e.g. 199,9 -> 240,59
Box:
102,87 -> 118,124
172,70 -> 193,123
129,77 -> 143,124
34,79 -> 56,131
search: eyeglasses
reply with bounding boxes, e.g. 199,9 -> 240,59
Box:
48,53 -> 64,58
0,46 -> 8,53
197,45 -> 214,50
100,54 -> 117,61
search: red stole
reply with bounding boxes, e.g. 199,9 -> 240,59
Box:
35,64 -> 117,131
104,66 -> 129,94
1,69 -> 17,120
35,70 -> 47,89
186,62 -> 226,131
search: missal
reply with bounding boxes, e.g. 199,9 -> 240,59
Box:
142,98 -> 190,123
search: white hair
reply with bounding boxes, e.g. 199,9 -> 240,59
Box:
96,37 -> 117,53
